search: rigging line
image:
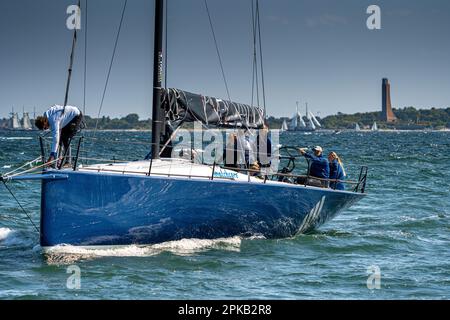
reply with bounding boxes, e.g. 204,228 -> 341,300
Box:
164,0 -> 168,90
251,0 -> 260,108
2,157 -> 42,177
83,0 -> 88,115
250,0 -> 255,108
203,0 -> 231,102
1,181 -> 40,234
82,1 -> 88,165
5,159 -> 60,179
93,0 -> 128,136
159,126 -> 181,156
63,0 -> 81,113
256,0 -> 267,119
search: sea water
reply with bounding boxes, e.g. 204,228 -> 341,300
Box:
0,130 -> 449,299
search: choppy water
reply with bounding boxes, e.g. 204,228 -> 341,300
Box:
0,130 -> 449,299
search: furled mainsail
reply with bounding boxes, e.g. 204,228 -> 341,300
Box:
162,88 -> 265,130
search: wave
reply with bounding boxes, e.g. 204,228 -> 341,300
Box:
0,137 -> 33,140
0,228 -> 35,247
308,229 -> 354,238
43,236 -> 242,264
0,227 -> 13,241
393,214 -> 447,229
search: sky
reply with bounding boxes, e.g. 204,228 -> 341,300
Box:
0,0 -> 449,119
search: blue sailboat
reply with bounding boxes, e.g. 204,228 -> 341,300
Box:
2,0 -> 367,249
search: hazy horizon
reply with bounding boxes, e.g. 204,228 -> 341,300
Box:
1,0 -> 449,119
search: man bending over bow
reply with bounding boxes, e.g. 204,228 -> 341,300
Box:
35,105 -> 84,167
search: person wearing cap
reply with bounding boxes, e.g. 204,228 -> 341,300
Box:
35,105 -> 84,167
298,146 -> 330,187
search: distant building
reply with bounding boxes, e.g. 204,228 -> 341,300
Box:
382,78 -> 397,123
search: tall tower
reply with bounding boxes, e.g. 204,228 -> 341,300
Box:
382,78 -> 397,123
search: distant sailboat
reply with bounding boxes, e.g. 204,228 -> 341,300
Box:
355,123 -> 361,131
288,112 -> 306,131
22,112 -> 32,130
287,102 -> 319,132
8,108 -> 22,130
281,119 -> 288,132
371,122 -> 378,131
289,111 -> 298,129
5,107 -> 35,131
309,111 -> 321,128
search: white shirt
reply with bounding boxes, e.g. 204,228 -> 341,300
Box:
236,132 -> 257,165
44,105 -> 80,154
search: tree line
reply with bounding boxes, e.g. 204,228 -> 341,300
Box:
70,107 -> 450,130
83,114 -> 151,130
318,107 -> 450,129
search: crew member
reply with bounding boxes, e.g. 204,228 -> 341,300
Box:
299,146 -> 330,187
35,105 -> 84,166
256,124 -> 272,169
328,151 -> 346,190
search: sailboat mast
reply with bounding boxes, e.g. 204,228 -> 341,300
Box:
63,0 -> 81,111
151,0 -> 164,160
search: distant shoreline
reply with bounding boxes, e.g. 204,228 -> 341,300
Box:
1,128 -> 449,134
83,129 -> 152,132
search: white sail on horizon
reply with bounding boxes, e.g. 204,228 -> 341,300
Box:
10,112 -> 22,129
285,104 -> 321,131
306,118 -> 316,130
297,112 -> 306,128
288,111 -> 307,130
289,112 -> 298,130
22,112 -> 32,130
309,111 -> 321,128
371,122 -> 378,131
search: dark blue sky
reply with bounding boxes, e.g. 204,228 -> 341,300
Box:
1,0 -> 449,119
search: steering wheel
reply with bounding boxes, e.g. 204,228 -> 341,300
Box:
273,146 -> 311,183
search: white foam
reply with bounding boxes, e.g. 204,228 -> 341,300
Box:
2,165 -> 12,169
151,237 -> 242,254
0,228 -> 31,246
5,137 -> 33,140
0,228 -> 13,241
43,237 -> 242,264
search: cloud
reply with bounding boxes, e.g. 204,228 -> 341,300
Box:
305,13 -> 348,28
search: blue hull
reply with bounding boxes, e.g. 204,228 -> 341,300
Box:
40,171 -> 364,246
